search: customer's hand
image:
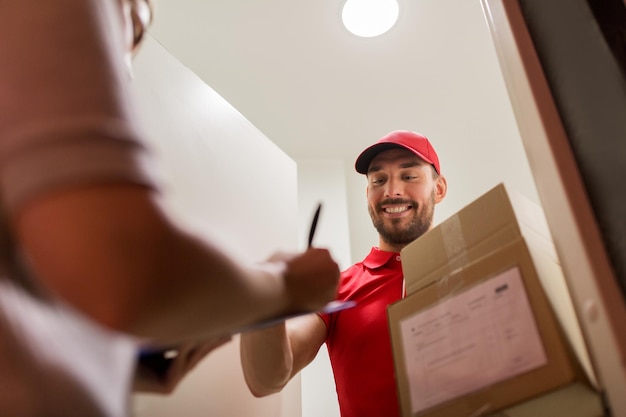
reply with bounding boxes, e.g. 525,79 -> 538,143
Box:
134,336 -> 232,394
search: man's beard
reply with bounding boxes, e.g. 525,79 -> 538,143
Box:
369,191 -> 436,248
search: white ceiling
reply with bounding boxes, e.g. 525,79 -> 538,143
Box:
146,0 -> 541,243
148,0 -> 517,159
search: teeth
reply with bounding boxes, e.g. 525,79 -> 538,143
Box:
385,206 -> 409,213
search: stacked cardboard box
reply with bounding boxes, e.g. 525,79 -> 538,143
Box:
388,183 -> 601,417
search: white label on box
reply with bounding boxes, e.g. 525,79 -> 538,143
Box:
399,266 -> 547,414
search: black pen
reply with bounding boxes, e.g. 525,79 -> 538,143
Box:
307,203 -> 322,248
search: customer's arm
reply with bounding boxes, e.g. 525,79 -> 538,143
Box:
12,185 -> 339,343
240,314 -> 327,396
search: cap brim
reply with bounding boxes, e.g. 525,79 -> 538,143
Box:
355,143 -> 405,174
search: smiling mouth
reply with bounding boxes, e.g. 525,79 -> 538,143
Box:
383,205 -> 411,214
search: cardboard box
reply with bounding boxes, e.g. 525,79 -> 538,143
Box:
387,183 -> 599,417
399,184 -> 595,386
493,382 -> 603,417
401,183 -> 555,297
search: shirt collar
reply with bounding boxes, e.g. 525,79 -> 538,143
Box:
362,247 -> 400,269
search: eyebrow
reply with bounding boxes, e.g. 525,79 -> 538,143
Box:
367,160 -> 423,175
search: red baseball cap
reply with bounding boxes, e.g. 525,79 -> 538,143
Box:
354,130 -> 441,175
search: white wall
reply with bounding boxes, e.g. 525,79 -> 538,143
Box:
296,161 -> 352,270
297,160 -> 352,417
130,36 -> 302,417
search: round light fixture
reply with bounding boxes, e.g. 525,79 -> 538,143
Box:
342,0 -> 400,38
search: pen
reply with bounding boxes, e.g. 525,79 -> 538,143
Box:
307,203 -> 322,248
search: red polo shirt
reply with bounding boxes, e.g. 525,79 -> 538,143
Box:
320,247 -> 404,417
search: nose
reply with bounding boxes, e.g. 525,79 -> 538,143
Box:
384,178 -> 404,197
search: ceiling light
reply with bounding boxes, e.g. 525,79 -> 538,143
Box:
342,0 -> 400,38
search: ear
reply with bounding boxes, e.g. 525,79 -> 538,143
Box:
433,175 -> 447,204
